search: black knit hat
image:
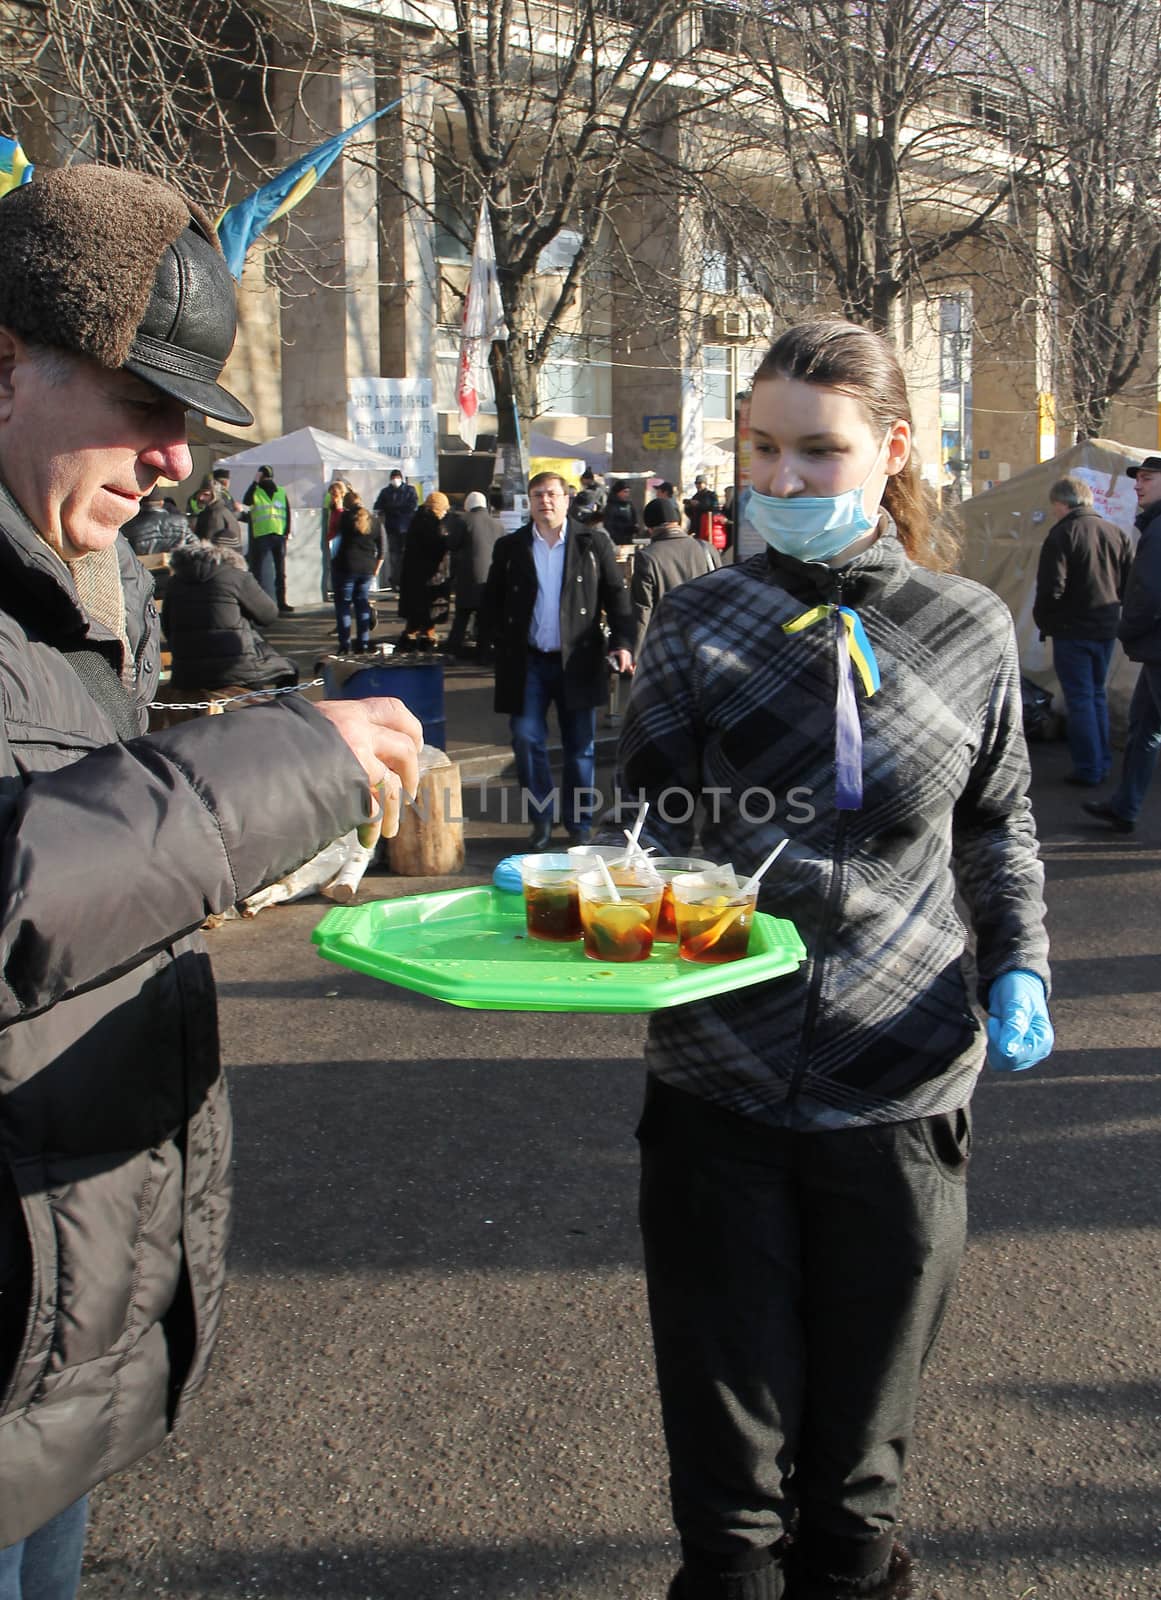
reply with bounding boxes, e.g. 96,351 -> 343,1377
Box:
0,164 -> 252,426
644,496 -> 680,528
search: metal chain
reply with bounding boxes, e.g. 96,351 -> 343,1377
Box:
148,677 -> 326,714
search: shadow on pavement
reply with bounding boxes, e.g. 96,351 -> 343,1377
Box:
84,1532 -> 675,1599
226,1057 -> 645,1275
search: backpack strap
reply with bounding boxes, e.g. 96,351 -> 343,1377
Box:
59,646 -> 142,741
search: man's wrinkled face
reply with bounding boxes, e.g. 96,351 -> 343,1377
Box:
1134,468 -> 1161,510
0,333 -> 192,559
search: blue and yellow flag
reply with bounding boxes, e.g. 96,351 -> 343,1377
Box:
216,99 -> 400,279
0,136 -> 33,200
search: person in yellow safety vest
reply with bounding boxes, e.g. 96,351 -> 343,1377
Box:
242,463 -> 294,614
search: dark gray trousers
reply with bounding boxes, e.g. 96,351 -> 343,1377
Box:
638,1077 -> 968,1594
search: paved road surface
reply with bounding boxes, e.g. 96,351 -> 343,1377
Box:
80,735 -> 1159,1599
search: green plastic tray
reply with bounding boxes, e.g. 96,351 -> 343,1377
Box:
312,885 -> 806,1013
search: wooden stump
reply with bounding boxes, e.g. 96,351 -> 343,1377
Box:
386,761 -> 465,876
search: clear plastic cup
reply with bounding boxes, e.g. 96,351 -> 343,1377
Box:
648,856 -> 718,942
670,870 -> 758,964
568,843 -> 656,886
519,853 -> 581,943
576,867 -> 663,963
567,843 -> 634,869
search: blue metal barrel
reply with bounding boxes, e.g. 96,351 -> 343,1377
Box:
323,658 -> 447,750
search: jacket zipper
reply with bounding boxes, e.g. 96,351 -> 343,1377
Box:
788,567 -> 850,1106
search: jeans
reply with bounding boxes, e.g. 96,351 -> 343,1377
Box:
0,1497 -> 88,1600
249,534 -> 288,607
1109,660 -> 1161,821
509,650 -> 597,833
1052,636 -> 1115,783
638,1078 -> 967,1596
333,570 -> 375,650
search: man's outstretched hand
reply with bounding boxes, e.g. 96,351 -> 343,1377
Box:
314,696 -> 423,840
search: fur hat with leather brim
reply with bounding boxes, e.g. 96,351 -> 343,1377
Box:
0,164 -> 252,426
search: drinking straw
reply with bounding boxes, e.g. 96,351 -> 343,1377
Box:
619,801 -> 650,866
741,837 -> 789,896
685,840 -> 789,958
595,853 -> 622,903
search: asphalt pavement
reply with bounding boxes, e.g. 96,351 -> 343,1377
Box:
80,609 -> 1160,1599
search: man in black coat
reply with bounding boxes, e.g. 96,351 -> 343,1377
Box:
374,468 -> 419,590
0,163 -> 421,1588
1032,474 -> 1132,787
482,471 -> 633,847
1084,454 -> 1161,832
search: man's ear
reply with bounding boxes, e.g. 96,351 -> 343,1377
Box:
0,328 -> 21,423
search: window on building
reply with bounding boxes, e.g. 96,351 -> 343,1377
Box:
702,248 -> 729,294
703,345 -> 731,421
434,170 -> 470,264
539,334 -> 612,418
536,229 -> 583,274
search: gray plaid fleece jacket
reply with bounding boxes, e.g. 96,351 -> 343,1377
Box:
618,530 -> 1050,1131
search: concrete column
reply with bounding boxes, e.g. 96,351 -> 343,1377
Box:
277,49 -> 382,436
378,69 -> 437,382
609,117 -> 705,495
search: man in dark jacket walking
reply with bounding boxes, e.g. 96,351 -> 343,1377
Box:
602,479 -> 640,546
446,489 -> 506,658
1033,474 -> 1132,787
374,468 -> 419,591
482,471 -> 633,847
1085,455 -> 1161,832
0,164 -> 421,1594
631,496 -> 719,658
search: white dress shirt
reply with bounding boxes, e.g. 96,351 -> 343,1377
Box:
529,523 -> 568,651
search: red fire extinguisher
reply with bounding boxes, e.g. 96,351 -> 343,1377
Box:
699,512 -> 727,550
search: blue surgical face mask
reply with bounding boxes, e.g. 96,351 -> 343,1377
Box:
746,435 -> 891,564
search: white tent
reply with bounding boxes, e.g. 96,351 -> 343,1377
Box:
957,438 -> 1146,737
217,427 -> 405,606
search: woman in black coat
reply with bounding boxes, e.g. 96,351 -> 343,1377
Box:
330,494 -> 385,654
397,490 -> 450,652
162,542 -> 298,690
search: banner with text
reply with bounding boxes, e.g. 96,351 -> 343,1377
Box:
347,378 -> 436,478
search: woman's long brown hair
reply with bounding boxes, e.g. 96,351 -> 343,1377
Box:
753,319 -> 959,572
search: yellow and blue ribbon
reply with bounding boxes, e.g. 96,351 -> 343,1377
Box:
782,604 -> 880,809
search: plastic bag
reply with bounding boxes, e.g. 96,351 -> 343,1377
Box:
1020,677 -> 1056,742
241,831 -> 374,915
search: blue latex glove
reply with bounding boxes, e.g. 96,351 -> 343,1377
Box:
986,970 -> 1054,1072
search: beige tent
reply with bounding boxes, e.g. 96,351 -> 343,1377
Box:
956,438 -> 1147,736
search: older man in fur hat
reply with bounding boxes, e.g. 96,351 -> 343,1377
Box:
0,165 -> 422,1596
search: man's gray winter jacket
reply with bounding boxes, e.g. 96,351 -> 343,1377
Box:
0,486 -> 367,1543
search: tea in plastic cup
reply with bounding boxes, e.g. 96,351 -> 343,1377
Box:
576,867 -> 663,962
568,843 -> 655,886
648,856 -> 718,942
519,853 -> 581,943
671,870 -> 757,964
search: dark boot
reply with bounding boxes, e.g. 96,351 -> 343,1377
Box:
667,1547 -> 787,1599
785,1542 -> 914,1600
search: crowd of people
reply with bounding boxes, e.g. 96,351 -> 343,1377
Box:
4,153 -> 1159,1600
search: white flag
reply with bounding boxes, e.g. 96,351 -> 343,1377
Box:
456,198 -> 508,450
